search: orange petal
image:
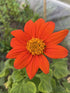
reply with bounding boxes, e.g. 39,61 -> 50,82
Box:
24,20 -> 33,34
45,45 -> 68,58
14,52 -> 32,69
35,18 -> 45,37
45,29 -> 69,45
24,20 -> 36,37
6,46 -> 26,58
38,55 -> 49,74
10,38 -> 26,48
38,21 -> 55,40
11,30 -> 31,42
31,23 -> 36,38
26,55 -> 39,79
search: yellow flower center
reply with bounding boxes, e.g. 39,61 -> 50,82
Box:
27,38 -> 45,55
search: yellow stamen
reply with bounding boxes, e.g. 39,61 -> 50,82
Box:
27,38 -> 45,55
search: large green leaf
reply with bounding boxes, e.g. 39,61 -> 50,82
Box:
36,69 -> 52,93
52,58 -> 69,79
9,81 -> 36,93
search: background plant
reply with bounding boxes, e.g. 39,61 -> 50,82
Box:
0,0 -> 70,93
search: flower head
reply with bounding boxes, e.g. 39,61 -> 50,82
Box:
6,18 -> 69,79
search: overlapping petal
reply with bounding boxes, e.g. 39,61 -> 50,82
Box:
35,18 -> 45,37
26,54 -> 49,79
24,20 -> 36,37
11,30 -> 31,42
38,21 -> 55,40
44,45 -> 68,58
24,18 -> 45,38
10,38 -> 26,48
26,55 -> 39,79
6,46 -> 26,58
45,29 -> 69,45
38,55 -> 49,74
14,51 -> 32,69
24,20 -> 33,34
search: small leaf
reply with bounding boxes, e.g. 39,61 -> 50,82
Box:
31,76 -> 40,91
0,68 -> 9,78
0,61 -> 4,71
0,78 -> 5,86
53,84 -> 66,93
4,76 -> 13,89
63,81 -> 70,93
0,88 -> 7,93
36,69 -> 52,93
0,59 -> 14,78
11,70 -> 24,82
0,89 -> 3,93
22,81 -> 36,93
51,78 -> 56,90
9,81 -> 36,93
5,59 -> 14,69
52,58 -> 69,79
51,78 -> 67,93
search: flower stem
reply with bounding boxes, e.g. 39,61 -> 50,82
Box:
43,0 -> 47,20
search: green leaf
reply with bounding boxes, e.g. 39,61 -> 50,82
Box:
63,81 -> 70,93
0,59 -> 14,78
4,76 -> 13,89
36,69 -> 52,93
51,78 -> 56,90
53,84 -> 66,93
11,70 -> 24,82
0,89 -> 3,93
5,59 -> 14,69
52,58 -> 69,79
9,81 -> 36,93
0,89 -> 8,93
0,61 -> 4,71
31,77 -> 40,92
0,77 -> 5,86
51,78 -> 67,93
0,68 -> 9,78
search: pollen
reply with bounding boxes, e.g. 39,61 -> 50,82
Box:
26,38 -> 45,55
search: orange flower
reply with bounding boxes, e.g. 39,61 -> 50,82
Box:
6,18 -> 69,79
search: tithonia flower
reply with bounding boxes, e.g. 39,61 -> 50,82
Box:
6,18 -> 69,79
